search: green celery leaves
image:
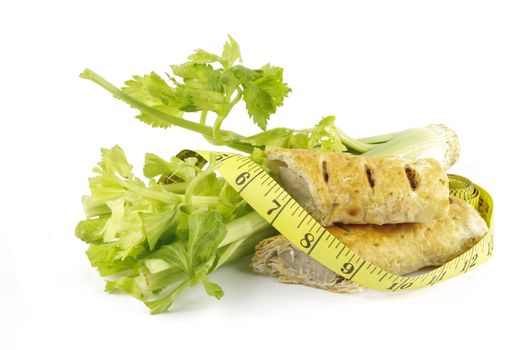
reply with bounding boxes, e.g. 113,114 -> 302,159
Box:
241,116 -> 346,153
235,65 -> 290,130
111,36 -> 290,135
76,145 -> 275,313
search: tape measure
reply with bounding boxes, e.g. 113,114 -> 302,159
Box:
178,150 -> 494,291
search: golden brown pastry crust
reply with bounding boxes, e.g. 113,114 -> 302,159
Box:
251,197 -> 487,291
265,147 -> 450,225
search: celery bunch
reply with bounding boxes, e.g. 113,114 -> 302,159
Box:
76,146 -> 275,313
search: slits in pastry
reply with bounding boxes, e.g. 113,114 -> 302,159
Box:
266,147 -> 450,225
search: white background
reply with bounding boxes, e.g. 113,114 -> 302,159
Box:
1,1 -> 524,349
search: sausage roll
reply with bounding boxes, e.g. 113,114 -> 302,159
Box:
266,147 -> 450,225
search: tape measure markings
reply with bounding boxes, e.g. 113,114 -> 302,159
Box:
327,235 -> 336,248
260,173 -> 273,186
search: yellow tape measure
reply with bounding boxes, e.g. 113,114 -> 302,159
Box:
180,150 -> 494,291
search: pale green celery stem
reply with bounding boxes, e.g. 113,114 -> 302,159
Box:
82,196 -> 110,218
132,186 -> 181,203
80,69 -> 254,154
337,129 -> 374,153
221,139 -> 254,154
219,211 -> 270,248
199,110 -> 220,146
213,115 -> 227,143
160,182 -> 187,193
358,131 -> 400,144
211,89 -> 243,144
146,279 -> 191,314
199,110 -> 208,125
143,266 -> 186,293
216,226 -> 276,268
127,184 -> 220,206
362,128 -> 438,158
186,195 -> 220,206
231,88 -> 243,105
